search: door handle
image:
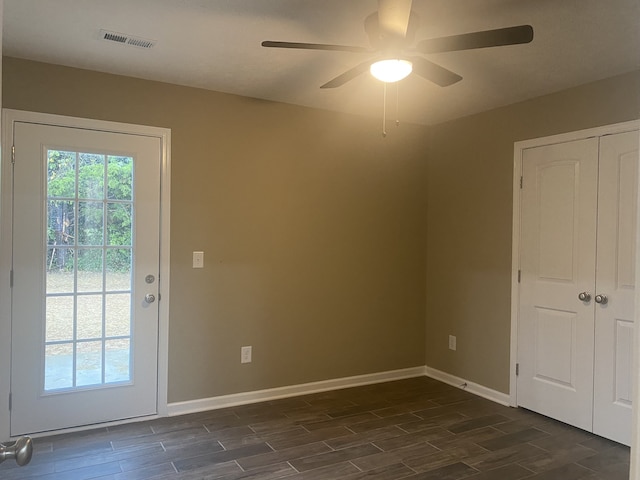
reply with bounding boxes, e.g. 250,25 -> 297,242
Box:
578,292 -> 591,302
144,294 -> 156,304
594,294 -> 608,305
0,436 -> 33,466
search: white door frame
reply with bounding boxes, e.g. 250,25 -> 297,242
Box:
510,119 -> 640,406
510,120 -> 640,474
0,109 -> 171,440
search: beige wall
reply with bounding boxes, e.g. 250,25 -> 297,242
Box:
3,57 -> 429,403
4,56 -> 639,404
426,70 -> 640,393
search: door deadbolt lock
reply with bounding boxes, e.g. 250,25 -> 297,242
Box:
144,294 -> 156,303
578,292 -> 591,302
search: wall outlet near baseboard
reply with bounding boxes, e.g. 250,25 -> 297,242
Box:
192,251 -> 204,268
448,335 -> 457,351
241,346 -> 252,363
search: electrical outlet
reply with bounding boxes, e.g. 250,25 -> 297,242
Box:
448,335 -> 457,351
193,251 -> 204,268
241,345 -> 252,363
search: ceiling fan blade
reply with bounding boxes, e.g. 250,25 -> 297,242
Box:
377,0 -> 413,38
409,57 -> 462,87
320,60 -> 373,89
261,41 -> 371,53
417,25 -> 534,54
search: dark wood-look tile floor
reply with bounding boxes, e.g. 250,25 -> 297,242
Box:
0,377 -> 630,479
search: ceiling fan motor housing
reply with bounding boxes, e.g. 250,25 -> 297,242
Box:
364,11 -> 419,50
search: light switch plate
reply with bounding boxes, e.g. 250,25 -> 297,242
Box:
241,346 -> 252,363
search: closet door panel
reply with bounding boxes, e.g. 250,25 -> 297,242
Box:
593,130 -> 638,446
517,138 -> 599,431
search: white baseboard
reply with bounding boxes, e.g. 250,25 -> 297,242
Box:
22,366 -> 509,437
425,366 -> 510,406
167,366 -> 426,416
168,365 -> 511,417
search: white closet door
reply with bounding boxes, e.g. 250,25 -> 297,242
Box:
517,138 -> 599,431
592,130 -> 638,445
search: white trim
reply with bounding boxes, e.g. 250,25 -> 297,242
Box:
515,120 -> 640,150
425,367 -> 510,406
509,141 -> 523,407
3,364 -> 511,437
157,122 -> 171,417
0,2 -> 7,441
167,367 -> 426,416
510,119 -> 640,408
0,109 -> 171,440
631,130 -> 640,480
0,111 -> 15,442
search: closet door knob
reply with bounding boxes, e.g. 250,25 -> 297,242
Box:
594,294 -> 608,305
578,292 -> 591,302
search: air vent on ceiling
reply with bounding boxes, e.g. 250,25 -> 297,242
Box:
99,29 -> 156,49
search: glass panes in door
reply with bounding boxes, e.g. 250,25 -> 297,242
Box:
45,150 -> 134,391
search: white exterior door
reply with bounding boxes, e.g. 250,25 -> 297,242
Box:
517,130 -> 638,446
10,121 -> 162,435
517,138 -> 599,432
592,131 -> 638,445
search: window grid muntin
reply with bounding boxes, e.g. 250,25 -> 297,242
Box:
44,149 -> 134,392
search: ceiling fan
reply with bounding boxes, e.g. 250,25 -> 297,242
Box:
261,0 -> 533,88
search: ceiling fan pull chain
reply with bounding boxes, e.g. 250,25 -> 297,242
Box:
382,82 -> 387,138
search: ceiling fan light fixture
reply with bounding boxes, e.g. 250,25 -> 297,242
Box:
370,59 -> 413,83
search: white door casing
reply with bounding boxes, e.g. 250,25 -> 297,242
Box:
0,110 -> 170,438
513,123 -> 639,446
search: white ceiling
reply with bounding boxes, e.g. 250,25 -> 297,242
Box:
3,0 -> 639,126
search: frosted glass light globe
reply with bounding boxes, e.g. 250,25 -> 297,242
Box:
370,59 -> 413,83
